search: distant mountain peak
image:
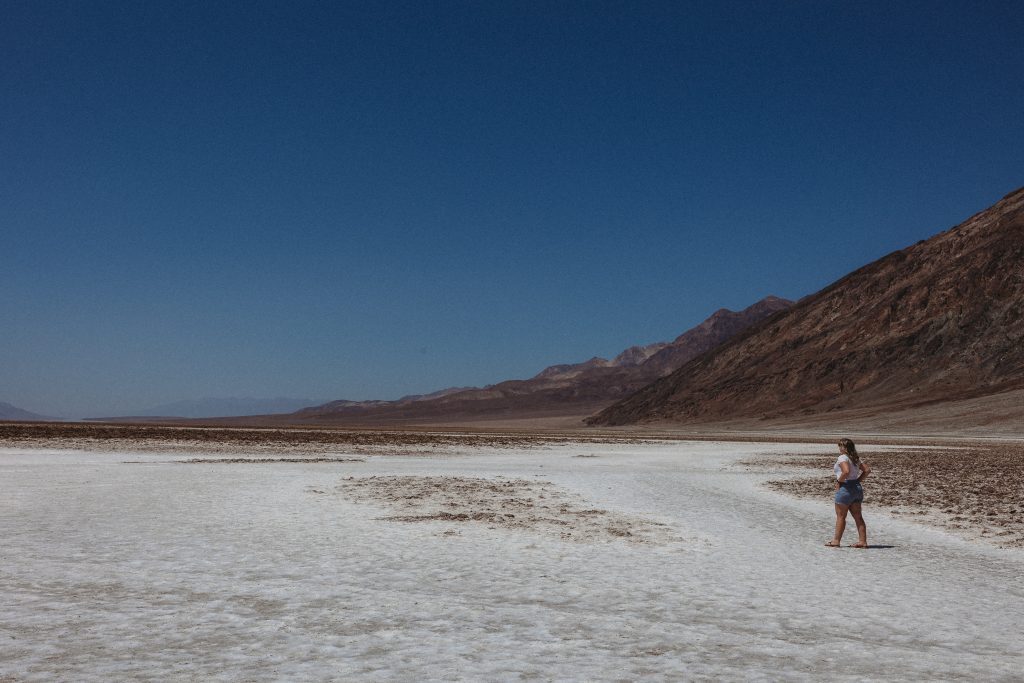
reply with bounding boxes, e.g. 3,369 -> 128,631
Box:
612,343 -> 669,367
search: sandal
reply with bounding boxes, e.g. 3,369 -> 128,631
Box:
824,540 -> 841,547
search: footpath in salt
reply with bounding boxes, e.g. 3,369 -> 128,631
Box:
1,441 -> 1022,681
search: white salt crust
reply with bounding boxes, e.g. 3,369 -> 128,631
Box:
1,442 -> 1022,681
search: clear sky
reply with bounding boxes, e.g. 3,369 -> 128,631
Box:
2,1 -> 1022,418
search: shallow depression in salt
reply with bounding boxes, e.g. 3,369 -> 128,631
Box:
1,441 -> 1022,681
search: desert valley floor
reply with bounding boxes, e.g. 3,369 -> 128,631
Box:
2,435 -> 1022,681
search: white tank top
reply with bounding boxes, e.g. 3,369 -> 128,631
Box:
834,454 -> 860,482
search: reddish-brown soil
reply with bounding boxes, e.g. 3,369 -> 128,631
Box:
0,421 -> 563,454
4,419 -> 966,451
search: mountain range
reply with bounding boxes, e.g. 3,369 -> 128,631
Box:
289,296 -> 793,425
589,186 -> 1024,430
32,187 -> 1024,434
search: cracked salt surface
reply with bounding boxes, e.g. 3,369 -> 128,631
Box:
1,442 -> 1022,681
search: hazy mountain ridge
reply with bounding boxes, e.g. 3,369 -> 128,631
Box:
589,187 -> 1024,426
292,296 -> 792,423
396,387 -> 477,403
532,342 -> 671,382
0,401 -> 54,421
120,397 -> 326,419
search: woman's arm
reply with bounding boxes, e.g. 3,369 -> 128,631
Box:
837,460 -> 850,483
858,461 -> 871,482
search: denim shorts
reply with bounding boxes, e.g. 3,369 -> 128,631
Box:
835,480 -> 864,505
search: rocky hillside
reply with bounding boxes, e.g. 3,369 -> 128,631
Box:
589,187 -> 1024,426
293,296 -> 792,423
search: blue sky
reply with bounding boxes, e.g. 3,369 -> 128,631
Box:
2,1 -> 1022,417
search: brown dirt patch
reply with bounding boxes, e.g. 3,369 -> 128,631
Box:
0,422 -> 569,455
337,475 -> 684,545
175,457 -> 367,464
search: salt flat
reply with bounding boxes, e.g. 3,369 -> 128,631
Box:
1,441 -> 1022,681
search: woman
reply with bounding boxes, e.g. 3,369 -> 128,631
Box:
825,438 -> 871,548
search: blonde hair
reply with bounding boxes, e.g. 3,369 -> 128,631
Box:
838,438 -> 860,465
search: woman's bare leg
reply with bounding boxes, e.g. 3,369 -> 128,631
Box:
827,503 -> 849,546
850,502 -> 867,547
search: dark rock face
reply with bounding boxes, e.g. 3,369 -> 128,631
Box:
588,187 -> 1024,426
295,296 -> 792,423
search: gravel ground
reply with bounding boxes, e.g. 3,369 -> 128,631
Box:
0,422 -> 574,455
